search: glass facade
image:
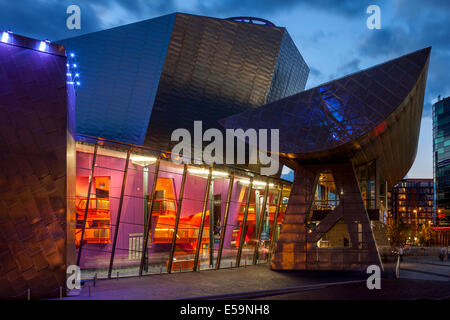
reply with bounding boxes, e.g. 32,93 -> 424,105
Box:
433,96 -> 450,227
74,135 -> 291,280
355,161 -> 377,210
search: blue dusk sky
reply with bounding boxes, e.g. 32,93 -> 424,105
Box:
1,0 -> 449,179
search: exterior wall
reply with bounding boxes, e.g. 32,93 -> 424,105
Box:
0,38 -> 75,299
221,47 -> 430,189
144,13 -> 308,152
433,96 -> 450,227
59,13 -> 309,150
58,14 -> 176,145
266,30 -> 309,103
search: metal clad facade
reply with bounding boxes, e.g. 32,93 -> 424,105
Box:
144,13 -> 308,151
0,41 -> 75,299
58,14 -> 176,145
267,30 -> 309,103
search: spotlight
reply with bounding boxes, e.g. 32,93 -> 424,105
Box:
39,41 -> 47,51
70,53 -> 75,58
72,63 -> 77,68
75,73 -> 79,77
1,31 -> 9,43
76,81 -> 81,86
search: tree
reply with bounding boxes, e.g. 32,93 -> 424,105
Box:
386,218 -> 411,246
417,223 -> 434,246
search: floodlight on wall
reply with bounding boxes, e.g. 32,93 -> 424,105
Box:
1,31 -> 9,43
239,179 -> 274,187
130,155 -> 157,166
38,40 -> 49,52
188,168 -> 229,177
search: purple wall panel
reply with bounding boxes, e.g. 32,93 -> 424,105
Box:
0,39 -> 74,299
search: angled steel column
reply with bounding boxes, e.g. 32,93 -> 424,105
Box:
167,163 -> 188,274
252,180 -> 270,265
236,178 -> 253,267
215,173 -> 234,269
193,167 -> 213,272
143,166 -> 149,272
107,148 -> 131,278
269,186 -> 283,260
76,144 -> 98,266
139,157 -> 161,276
209,179 -> 214,267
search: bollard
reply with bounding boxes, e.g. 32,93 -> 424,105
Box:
27,288 -> 30,301
93,273 -> 97,287
59,286 -> 63,299
160,266 -> 162,275
244,259 -> 247,268
179,265 -> 182,273
394,255 -> 400,280
117,272 -> 119,280
230,261 -> 232,269
88,284 -> 91,297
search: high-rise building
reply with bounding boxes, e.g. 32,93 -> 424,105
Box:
433,96 -> 450,227
432,96 -> 450,246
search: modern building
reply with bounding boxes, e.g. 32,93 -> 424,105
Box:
57,13 -> 309,151
388,179 -> 434,241
0,12 -> 431,299
0,14 -> 305,299
432,96 -> 450,244
222,47 -> 431,271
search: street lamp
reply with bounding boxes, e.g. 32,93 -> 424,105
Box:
413,209 -> 418,244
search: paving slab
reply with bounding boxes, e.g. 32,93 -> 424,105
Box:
62,264 -> 367,300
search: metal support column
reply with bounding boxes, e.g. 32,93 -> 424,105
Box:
76,144 -> 98,266
193,167 -> 213,272
209,179 -> 214,267
252,180 -> 270,265
167,164 -> 188,273
269,186 -> 283,260
139,157 -> 161,276
216,173 -> 234,269
236,178 -> 253,267
143,167 -> 149,272
107,148 -> 131,278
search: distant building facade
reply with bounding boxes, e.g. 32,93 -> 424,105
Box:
388,178 -> 434,227
433,96 -> 450,227
433,96 -> 450,245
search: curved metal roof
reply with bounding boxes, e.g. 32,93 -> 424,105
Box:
221,47 -> 431,158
